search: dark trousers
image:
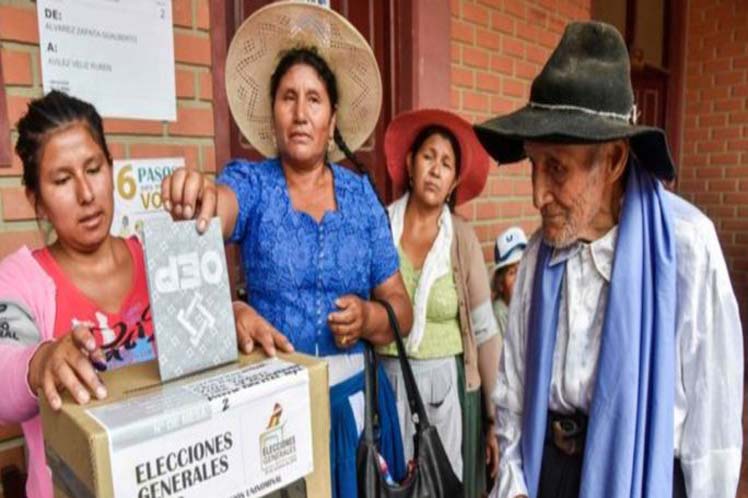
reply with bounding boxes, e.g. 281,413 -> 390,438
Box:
537,412 -> 687,498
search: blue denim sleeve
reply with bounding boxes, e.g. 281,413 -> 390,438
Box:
362,175 -> 399,289
215,159 -> 260,244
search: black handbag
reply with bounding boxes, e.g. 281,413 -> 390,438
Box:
357,299 -> 464,498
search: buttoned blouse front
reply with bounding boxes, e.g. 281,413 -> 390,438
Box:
217,158 -> 399,357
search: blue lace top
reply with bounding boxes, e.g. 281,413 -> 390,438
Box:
217,158 -> 399,356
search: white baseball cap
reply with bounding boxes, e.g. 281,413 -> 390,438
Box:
494,226 -> 528,269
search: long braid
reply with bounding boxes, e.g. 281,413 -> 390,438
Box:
333,127 -> 388,210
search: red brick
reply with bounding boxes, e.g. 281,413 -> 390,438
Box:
450,0 -> 461,16
6,94 -> 31,129
734,56 -> 748,69
723,219 -> 748,231
1,187 -> 35,221
701,86 -> 730,101
500,202 -> 523,218
728,112 -> 748,126
463,91 -> 489,112
175,68 -> 196,99
699,114 -> 727,127
513,179 -> 533,196
477,0 -> 502,8
515,60 -> 538,80
476,29 -> 501,51
502,38 -> 525,58
526,45 -> 549,65
104,118 -> 163,136
168,106 -> 215,137
451,42 -> 461,63
491,12 -> 515,35
452,67 -> 474,88
0,6 -> 38,44
716,42 -> 747,58
174,32 -> 211,66
199,71 -> 213,101
503,78 -> 525,98
504,0 -> 526,19
527,7 -> 548,26
708,179 -> 738,192
172,0 -> 192,28
694,192 -> 721,205
491,95 -> 516,114
516,23 -> 542,45
725,192 -> 748,204
130,143 -> 200,169
0,230 -> 42,259
476,71 -> 500,92
714,99 -> 744,113
715,71 -> 746,86
710,152 -> 740,165
462,3 -> 490,27
489,176 -> 513,196
712,127 -> 742,140
463,47 -> 490,69
476,201 -> 499,220
732,84 -> 748,98
703,58 -> 731,73
491,54 -> 514,75
727,139 -> 748,151
196,0 -> 211,31
679,179 -> 708,194
452,20 -> 474,44
1,49 -> 32,86
538,29 -> 561,49
698,165 -> 725,177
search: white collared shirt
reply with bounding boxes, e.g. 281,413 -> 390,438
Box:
491,193 -> 743,498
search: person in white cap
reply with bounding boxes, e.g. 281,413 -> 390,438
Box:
492,226 -> 528,340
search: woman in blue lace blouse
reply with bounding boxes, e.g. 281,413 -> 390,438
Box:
160,4 -> 412,497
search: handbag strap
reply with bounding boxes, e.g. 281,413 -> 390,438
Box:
373,299 -> 431,430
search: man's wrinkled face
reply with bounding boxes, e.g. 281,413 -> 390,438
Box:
526,141 -> 608,248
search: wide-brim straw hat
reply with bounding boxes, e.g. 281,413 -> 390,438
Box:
225,1 -> 382,162
385,109 -> 491,206
474,21 -> 675,180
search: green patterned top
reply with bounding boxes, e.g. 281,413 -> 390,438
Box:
379,246 -> 463,359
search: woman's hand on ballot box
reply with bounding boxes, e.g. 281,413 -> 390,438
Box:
161,167 -> 240,239
28,324 -> 108,411
233,301 -> 295,357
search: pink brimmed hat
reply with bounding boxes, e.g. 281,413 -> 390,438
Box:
385,109 -> 491,206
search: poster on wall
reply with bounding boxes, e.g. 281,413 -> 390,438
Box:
111,158 -> 184,240
36,0 -> 176,121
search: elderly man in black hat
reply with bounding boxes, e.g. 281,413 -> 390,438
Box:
476,21 -> 743,498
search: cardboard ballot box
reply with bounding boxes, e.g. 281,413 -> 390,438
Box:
40,352 -> 331,498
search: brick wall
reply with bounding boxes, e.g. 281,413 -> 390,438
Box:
0,0 -> 216,259
450,0 -> 591,263
677,0 -> 748,328
0,1 -> 215,492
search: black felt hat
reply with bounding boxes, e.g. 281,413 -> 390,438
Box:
474,21 -> 675,180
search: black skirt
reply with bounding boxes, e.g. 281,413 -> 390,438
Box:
537,412 -> 687,498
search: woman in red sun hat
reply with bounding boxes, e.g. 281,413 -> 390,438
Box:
378,109 -> 501,498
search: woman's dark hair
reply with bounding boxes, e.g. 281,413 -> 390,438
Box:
408,125 -> 462,210
15,90 -> 112,198
269,46 -> 369,175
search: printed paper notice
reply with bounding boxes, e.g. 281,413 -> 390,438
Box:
37,0 -> 176,120
87,358 -> 314,498
111,158 -> 183,240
